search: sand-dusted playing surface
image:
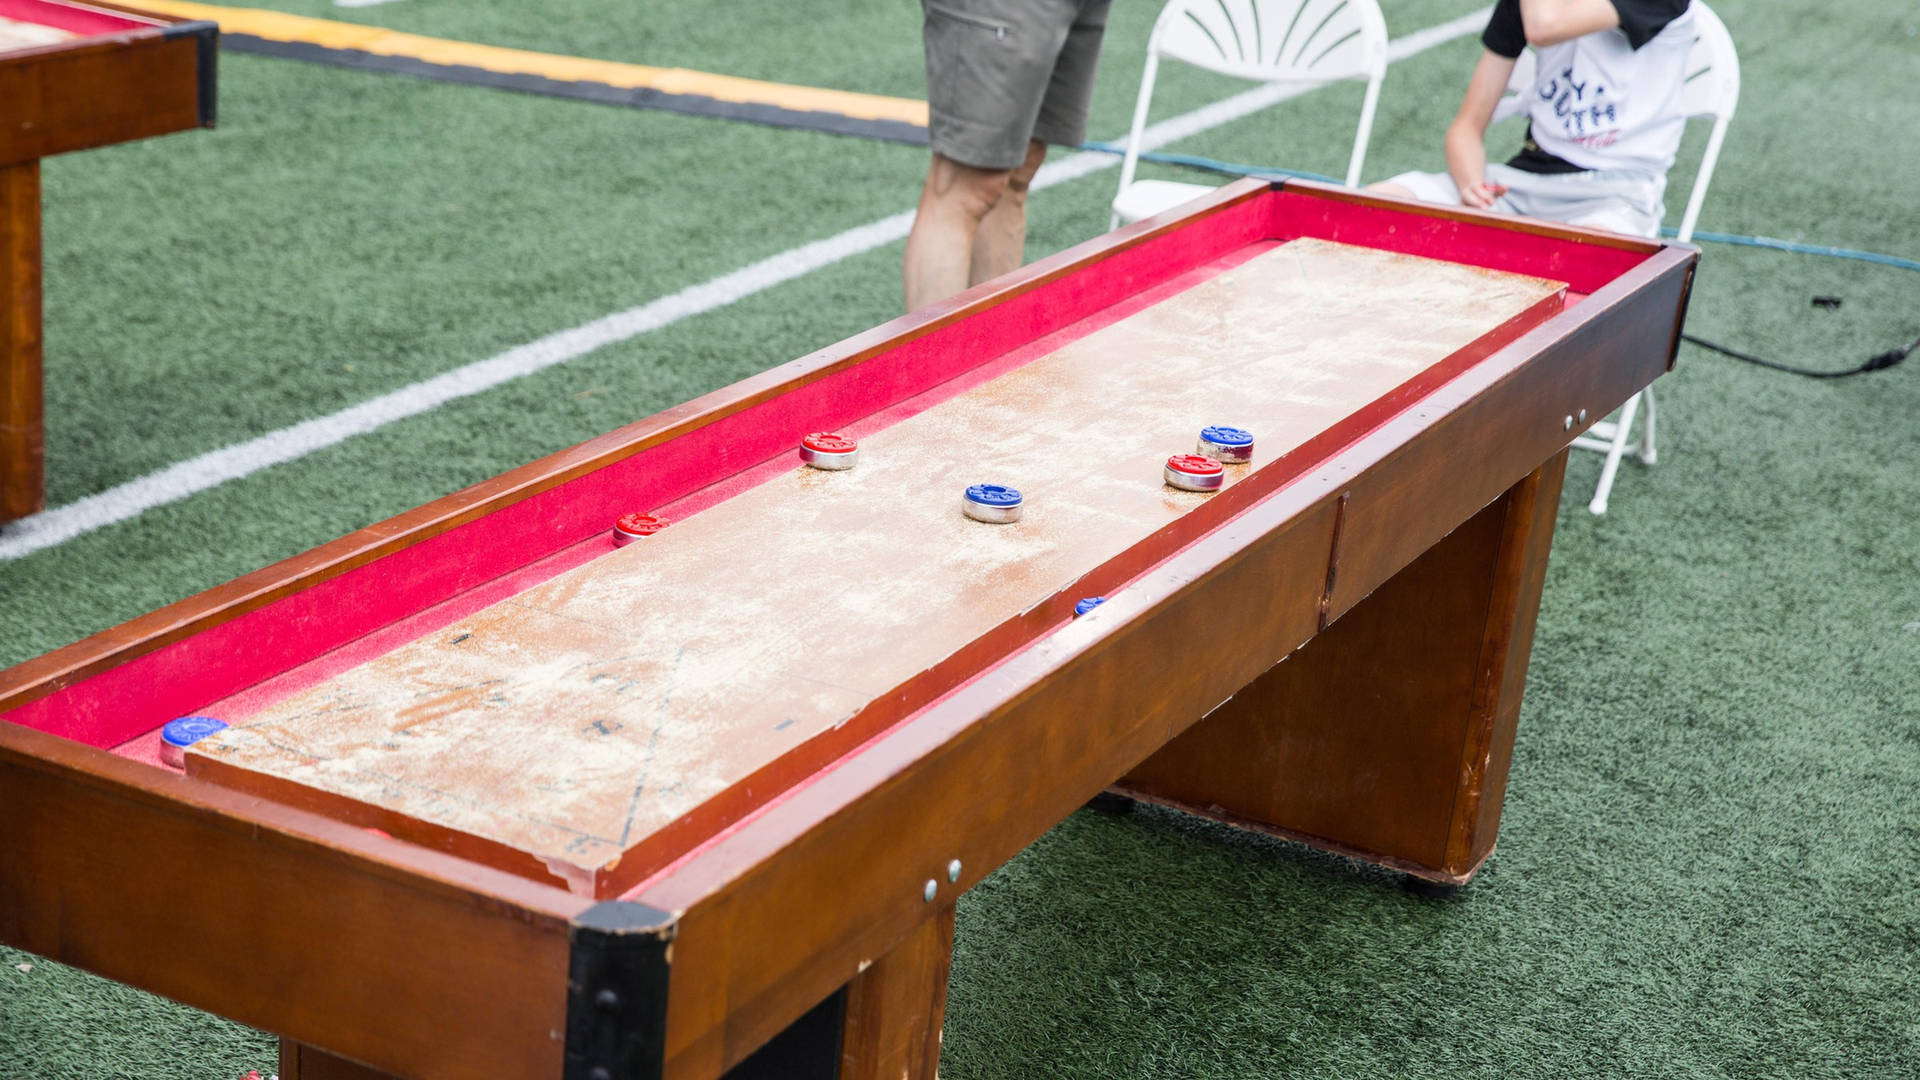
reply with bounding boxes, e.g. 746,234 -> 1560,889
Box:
187,238 -> 1563,884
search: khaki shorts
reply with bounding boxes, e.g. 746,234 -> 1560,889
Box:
1383,164 -> 1669,239
922,0 -> 1111,170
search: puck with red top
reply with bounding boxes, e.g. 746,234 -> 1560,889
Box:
612,513 -> 668,546
799,432 -> 859,470
1164,454 -> 1225,492
1197,425 -> 1255,464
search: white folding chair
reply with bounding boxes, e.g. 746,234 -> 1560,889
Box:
1110,0 -> 1388,229
1496,1 -> 1740,514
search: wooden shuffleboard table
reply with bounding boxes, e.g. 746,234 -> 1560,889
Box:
0,0 -> 217,521
0,180 -> 1696,1080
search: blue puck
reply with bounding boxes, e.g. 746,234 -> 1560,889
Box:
159,716 -> 228,769
1198,425 -> 1255,464
966,484 -> 1022,507
963,484 -> 1023,523
1074,597 -> 1106,616
162,716 -> 228,748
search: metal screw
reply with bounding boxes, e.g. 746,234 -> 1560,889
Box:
595,989 -> 620,1013
923,879 -> 938,902
589,1068 -> 613,1080
947,859 -> 962,883
1578,408 -> 1588,422
1563,415 -> 1574,430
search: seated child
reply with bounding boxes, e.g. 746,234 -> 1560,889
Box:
1372,0 -> 1696,238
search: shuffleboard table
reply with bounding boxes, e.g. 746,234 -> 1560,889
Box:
0,180 -> 1696,1080
0,0 -> 216,521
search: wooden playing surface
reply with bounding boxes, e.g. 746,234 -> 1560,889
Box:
187,238 -> 1563,890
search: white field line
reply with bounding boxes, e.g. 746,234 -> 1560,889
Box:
0,8 -> 1486,562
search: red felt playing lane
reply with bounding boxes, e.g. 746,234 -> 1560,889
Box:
0,0 -> 158,38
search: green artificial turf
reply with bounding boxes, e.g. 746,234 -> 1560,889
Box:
3,0 -> 1917,1076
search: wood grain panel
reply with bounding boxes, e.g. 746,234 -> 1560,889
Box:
0,31 -> 208,167
1446,449 -> 1567,873
0,157 -> 38,519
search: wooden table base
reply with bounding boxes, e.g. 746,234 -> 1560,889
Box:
1117,452 -> 1570,885
0,158 -> 42,522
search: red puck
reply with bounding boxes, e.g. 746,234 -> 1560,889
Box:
1164,454 -> 1225,492
800,431 -> 859,470
802,432 -> 856,454
1166,454 -> 1224,476
612,513 -> 668,546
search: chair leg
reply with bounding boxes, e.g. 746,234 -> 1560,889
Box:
1587,391 -> 1643,516
1638,386 -> 1657,465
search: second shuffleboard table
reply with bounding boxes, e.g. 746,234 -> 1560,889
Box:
0,0 -> 217,521
0,180 -> 1696,1080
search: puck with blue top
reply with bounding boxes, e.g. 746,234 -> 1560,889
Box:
612,513 -> 668,547
159,716 -> 228,769
1074,596 -> 1106,617
963,483 -> 1023,524
1164,454 -> 1225,492
800,431 -> 859,470
1197,425 -> 1255,464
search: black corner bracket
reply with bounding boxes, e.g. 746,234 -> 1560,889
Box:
565,900 -> 678,1080
161,20 -> 220,129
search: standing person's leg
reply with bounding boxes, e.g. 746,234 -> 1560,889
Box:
906,0 -> 1103,311
904,155 -> 1013,312
968,139 -> 1048,286
965,0 -> 1108,289
906,0 -> 1060,311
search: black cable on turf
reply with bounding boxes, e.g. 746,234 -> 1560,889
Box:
1681,331 -> 1918,379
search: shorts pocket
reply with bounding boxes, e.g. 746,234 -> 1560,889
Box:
926,0 -> 1013,40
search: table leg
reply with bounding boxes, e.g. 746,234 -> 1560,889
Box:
838,903 -> 954,1080
722,904 -> 955,1080
1117,452 -> 1569,886
0,159 -> 43,522
278,1039 -> 401,1080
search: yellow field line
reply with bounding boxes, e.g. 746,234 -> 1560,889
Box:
137,0 -> 931,126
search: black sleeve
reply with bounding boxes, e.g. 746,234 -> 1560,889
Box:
1610,0 -> 1691,49
1480,0 -> 1526,59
